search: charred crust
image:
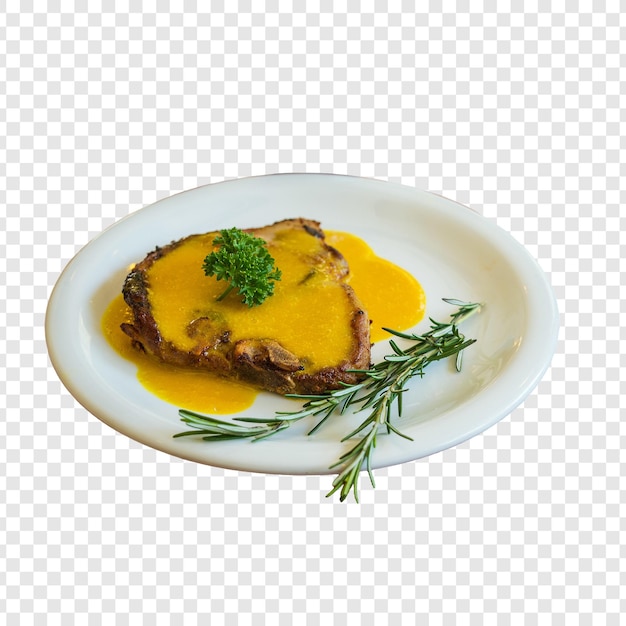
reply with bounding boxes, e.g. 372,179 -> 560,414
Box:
325,244 -> 346,264
302,222 -> 324,239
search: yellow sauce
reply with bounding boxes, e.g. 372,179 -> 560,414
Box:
146,229 -> 354,371
325,231 -> 426,343
102,294 -> 258,413
102,230 -> 426,414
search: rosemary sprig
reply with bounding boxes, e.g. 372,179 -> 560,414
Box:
174,299 -> 483,501
324,299 -> 481,501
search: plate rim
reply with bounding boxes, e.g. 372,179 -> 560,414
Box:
46,173 -> 559,475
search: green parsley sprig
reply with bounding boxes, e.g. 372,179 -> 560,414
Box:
174,299 -> 483,501
202,227 -> 282,307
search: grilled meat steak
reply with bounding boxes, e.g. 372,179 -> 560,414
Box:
121,218 -> 371,395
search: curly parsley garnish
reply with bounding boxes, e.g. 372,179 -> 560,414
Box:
202,227 -> 282,307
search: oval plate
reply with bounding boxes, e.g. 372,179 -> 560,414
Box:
46,174 -> 559,475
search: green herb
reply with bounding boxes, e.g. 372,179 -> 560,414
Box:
202,227 -> 282,307
174,299 -> 483,501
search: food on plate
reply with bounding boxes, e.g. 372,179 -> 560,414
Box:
120,218 -> 372,395
102,218 -> 427,412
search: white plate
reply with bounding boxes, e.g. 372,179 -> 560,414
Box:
46,174 -> 559,475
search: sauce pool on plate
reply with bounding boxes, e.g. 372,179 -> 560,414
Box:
101,230 -> 426,414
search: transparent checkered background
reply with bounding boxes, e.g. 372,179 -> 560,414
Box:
2,4 -> 624,624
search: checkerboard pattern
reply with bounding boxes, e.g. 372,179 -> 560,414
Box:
2,5 -> 625,623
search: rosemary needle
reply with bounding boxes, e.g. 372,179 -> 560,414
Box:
174,298 -> 483,502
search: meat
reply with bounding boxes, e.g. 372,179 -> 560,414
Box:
120,218 -> 371,395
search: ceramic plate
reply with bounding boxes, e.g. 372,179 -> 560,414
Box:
46,174 -> 559,475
